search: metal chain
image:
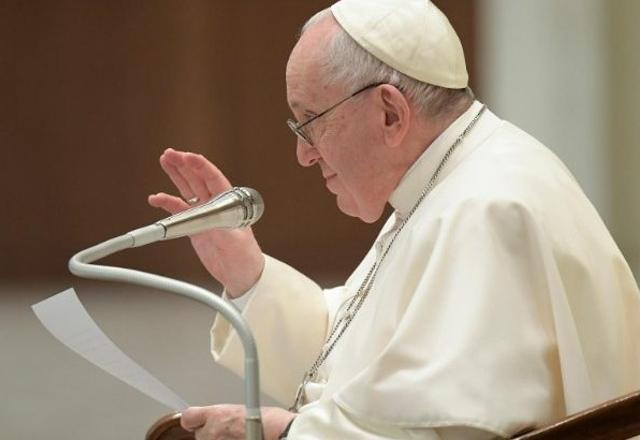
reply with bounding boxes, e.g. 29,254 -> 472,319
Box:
290,105 -> 487,412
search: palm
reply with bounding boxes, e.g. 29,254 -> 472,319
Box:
148,148 -> 264,296
189,228 -> 261,289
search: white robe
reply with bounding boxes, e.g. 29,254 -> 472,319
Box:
210,101 -> 640,439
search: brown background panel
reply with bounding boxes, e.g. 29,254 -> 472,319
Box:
0,1 -> 475,285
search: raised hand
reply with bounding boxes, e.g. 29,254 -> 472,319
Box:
148,148 -> 264,297
181,405 -> 296,440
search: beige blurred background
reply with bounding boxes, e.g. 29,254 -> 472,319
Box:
0,1 -> 637,438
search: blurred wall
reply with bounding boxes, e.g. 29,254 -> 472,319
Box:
0,2 -> 476,439
477,0 -> 639,277
0,0 -> 476,287
609,0 -> 640,278
3,1 -> 636,439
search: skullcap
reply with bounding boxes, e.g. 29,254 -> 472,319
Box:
330,0 -> 468,88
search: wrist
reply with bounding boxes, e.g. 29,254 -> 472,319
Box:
226,254 -> 265,298
278,417 -> 295,439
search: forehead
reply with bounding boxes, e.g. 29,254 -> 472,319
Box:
286,60 -> 316,111
286,15 -> 340,110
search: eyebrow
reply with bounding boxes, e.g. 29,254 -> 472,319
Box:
289,104 -> 317,121
291,100 -> 314,109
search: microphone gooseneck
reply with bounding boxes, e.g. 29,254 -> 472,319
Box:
67,185 -> 265,440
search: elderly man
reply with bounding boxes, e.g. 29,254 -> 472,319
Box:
148,1 -> 640,439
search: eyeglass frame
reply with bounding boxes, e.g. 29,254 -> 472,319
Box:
286,82 -> 384,146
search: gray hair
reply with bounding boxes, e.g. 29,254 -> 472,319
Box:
302,9 -> 474,119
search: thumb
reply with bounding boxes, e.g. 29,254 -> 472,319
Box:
180,407 -> 207,431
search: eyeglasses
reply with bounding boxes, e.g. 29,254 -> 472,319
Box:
286,82 -> 383,146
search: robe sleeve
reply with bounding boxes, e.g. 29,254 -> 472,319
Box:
288,399 -> 498,439
210,255 -> 329,405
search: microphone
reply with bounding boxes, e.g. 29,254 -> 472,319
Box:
129,187 -> 264,247
159,186 -> 264,238
67,186 -> 266,439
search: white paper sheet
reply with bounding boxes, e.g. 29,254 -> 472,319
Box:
32,288 -> 189,411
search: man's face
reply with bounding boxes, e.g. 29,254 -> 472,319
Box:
285,18 -> 389,223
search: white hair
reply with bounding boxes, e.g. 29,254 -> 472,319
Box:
301,9 -> 474,119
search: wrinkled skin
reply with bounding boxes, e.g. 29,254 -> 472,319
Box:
285,17 -> 412,223
148,148 -> 264,297
180,405 -> 295,440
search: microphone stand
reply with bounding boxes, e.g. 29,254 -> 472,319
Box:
69,229 -> 263,440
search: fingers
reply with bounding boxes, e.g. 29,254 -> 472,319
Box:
148,192 -> 189,215
160,148 -> 232,204
184,153 -> 232,195
160,149 -> 194,200
181,405 -> 245,440
173,157 -> 210,202
181,407 -> 207,431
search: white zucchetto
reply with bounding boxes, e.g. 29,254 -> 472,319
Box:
330,0 -> 469,89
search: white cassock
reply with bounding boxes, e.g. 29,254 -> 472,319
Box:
210,101 -> 640,439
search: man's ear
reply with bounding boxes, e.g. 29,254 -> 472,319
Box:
379,84 -> 411,148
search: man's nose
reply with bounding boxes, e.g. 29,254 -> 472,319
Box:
296,138 -> 320,167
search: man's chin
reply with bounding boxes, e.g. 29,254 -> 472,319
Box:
334,194 -> 359,218
335,195 -> 382,224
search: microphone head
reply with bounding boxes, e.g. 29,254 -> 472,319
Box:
236,187 -> 265,227
157,187 -> 265,239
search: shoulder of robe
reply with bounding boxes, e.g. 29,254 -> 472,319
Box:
413,130 -> 580,238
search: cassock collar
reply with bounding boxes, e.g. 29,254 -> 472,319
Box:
388,100 -> 487,218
